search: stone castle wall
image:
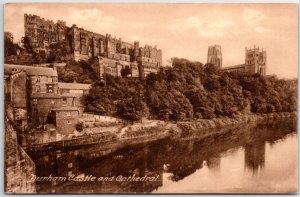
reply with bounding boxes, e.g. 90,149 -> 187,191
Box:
24,14 -> 67,49
24,14 -> 163,78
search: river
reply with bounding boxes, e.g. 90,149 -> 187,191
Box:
30,118 -> 297,194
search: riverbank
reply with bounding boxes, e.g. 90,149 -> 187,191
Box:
173,111 -> 298,139
26,111 -> 297,154
121,112 -> 298,140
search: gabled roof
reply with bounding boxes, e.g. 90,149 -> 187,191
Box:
60,93 -> 80,97
51,106 -> 80,111
223,64 -> 246,70
58,82 -> 91,90
4,64 -> 57,77
31,93 -> 61,99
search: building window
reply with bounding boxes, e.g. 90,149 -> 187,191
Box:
81,38 -> 86,48
62,98 -> 67,105
36,85 -> 40,93
36,76 -> 40,82
33,99 -> 38,105
68,163 -> 73,168
67,120 -> 71,124
47,84 -> 54,93
67,112 -> 71,117
260,68 -> 264,75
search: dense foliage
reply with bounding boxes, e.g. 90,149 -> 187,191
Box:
46,41 -> 68,63
58,59 -> 99,84
82,58 -> 297,122
4,34 -> 18,57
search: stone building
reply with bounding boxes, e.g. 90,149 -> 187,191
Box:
58,82 -> 91,114
223,46 -> 267,76
4,64 -> 89,135
207,45 -> 222,69
5,70 -> 27,108
49,107 -> 80,135
24,14 -> 162,78
4,64 -> 58,112
24,14 -> 67,51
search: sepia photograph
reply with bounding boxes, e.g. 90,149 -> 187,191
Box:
3,2 -> 298,194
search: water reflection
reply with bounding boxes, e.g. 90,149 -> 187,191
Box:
30,118 -> 297,194
207,156 -> 221,171
244,142 -> 265,174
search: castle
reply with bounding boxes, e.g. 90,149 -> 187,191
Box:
207,45 -> 267,75
24,14 -> 162,78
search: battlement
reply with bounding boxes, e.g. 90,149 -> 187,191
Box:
245,45 -> 266,53
24,13 -> 162,69
24,13 -> 38,18
25,13 -> 67,29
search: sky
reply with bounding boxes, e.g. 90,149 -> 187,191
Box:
4,3 -> 298,78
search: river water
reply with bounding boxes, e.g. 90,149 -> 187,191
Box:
31,119 -> 298,194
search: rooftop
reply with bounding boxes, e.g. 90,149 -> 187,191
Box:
222,64 -> 246,70
60,93 -> 81,97
51,106 -> 80,111
58,82 -> 91,90
31,93 -> 61,99
4,64 -> 58,77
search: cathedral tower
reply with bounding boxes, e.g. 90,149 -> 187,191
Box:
207,45 -> 222,69
245,46 -> 267,75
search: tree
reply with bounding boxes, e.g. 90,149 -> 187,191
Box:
75,122 -> 84,132
47,41 -> 68,63
4,32 -> 17,56
121,66 -> 132,78
83,57 -> 297,122
21,36 -> 33,53
116,99 -> 149,121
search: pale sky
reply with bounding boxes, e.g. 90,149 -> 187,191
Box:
4,3 -> 298,78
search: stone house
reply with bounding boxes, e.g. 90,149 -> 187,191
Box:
5,64 -> 88,135
58,82 -> 91,114
48,107 -> 80,135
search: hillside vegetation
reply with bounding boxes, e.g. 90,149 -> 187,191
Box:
80,58 -> 297,121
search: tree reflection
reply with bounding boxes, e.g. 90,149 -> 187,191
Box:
244,142 -> 265,173
31,119 -> 296,193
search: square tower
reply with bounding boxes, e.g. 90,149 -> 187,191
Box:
245,46 -> 267,75
207,45 -> 222,69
